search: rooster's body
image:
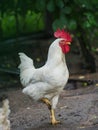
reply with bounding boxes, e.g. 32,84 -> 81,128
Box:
18,29 -> 72,125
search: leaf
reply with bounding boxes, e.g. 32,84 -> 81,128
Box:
52,16 -> 68,31
61,7 -> 72,14
83,21 -> 91,28
35,0 -> 46,11
82,12 -> 96,29
52,19 -> 60,31
74,0 -> 92,9
85,12 -> 96,26
68,19 -> 77,30
47,0 -> 55,12
56,0 -> 64,8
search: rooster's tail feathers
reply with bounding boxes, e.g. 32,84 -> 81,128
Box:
18,53 -> 35,70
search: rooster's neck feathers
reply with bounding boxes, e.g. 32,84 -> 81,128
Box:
46,38 -> 65,65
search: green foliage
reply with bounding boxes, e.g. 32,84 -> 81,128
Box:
52,16 -> 67,31
47,0 -> 55,12
55,0 -> 64,8
1,11 -> 44,39
24,12 -> 44,33
83,12 -> 97,29
0,0 -> 98,41
49,0 -> 98,32
35,0 -> 46,11
0,0 -> 45,39
2,14 -> 16,38
68,19 -> 77,30
46,0 -> 98,53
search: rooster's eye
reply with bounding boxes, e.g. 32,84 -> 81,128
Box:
59,40 -> 66,45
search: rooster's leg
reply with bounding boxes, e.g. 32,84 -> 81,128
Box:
41,98 -> 51,110
41,98 -> 60,125
50,109 -> 60,125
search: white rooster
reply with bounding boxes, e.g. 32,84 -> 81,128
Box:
18,29 -> 72,125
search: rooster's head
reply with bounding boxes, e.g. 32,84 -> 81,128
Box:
54,29 -> 72,54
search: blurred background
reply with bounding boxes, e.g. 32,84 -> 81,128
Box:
0,0 -> 98,86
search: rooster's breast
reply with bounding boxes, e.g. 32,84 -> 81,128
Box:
43,65 -> 69,88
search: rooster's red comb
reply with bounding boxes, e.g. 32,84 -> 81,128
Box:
54,29 -> 72,42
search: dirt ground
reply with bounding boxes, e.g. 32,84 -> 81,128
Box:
0,80 -> 98,130
0,42 -> 98,130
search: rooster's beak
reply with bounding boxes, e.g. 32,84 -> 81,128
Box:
66,42 -> 71,45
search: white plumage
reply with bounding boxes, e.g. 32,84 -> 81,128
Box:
18,38 -> 69,108
18,38 -> 70,124
0,99 -> 10,130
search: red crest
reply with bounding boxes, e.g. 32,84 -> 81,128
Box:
54,29 -> 72,42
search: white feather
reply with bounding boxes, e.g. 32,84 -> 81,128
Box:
18,38 -> 69,109
0,99 -> 10,130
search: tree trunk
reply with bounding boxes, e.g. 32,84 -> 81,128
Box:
14,11 -> 19,37
44,11 -> 53,36
0,12 -> 3,40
